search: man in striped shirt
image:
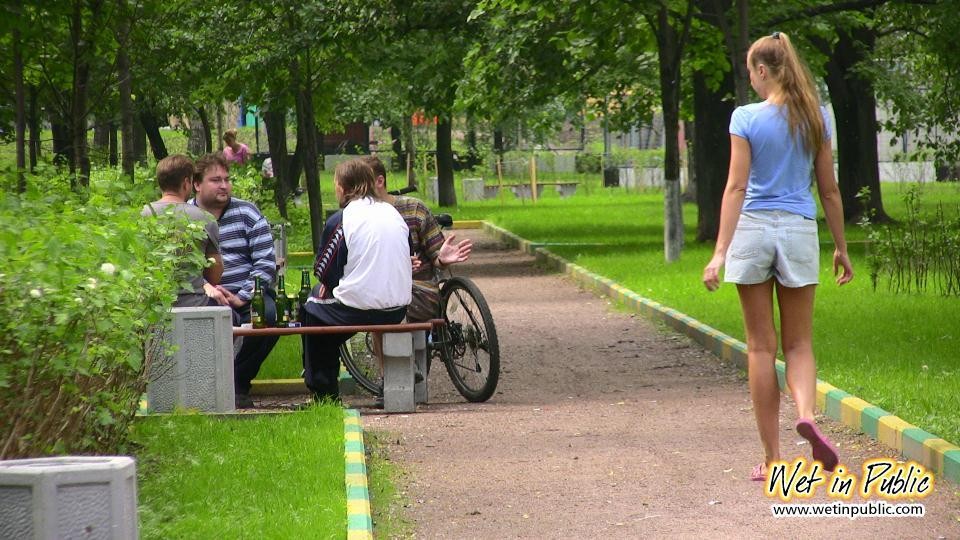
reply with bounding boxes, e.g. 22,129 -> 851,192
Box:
192,152 -> 277,408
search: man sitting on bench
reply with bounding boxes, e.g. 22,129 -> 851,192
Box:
302,159 -> 412,402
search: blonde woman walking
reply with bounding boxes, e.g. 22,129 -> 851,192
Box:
702,32 -> 854,481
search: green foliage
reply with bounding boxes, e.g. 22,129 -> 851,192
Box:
0,169 -> 208,458
861,187 -> 960,296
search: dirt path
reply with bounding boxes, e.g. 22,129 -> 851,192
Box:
352,229 -> 960,539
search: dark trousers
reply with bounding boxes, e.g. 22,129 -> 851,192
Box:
234,288 -> 279,394
302,301 -> 406,400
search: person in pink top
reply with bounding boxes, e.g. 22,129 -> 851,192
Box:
222,128 -> 250,165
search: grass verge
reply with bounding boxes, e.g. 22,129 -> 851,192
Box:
133,405 -> 346,539
450,182 -> 960,446
366,431 -> 415,539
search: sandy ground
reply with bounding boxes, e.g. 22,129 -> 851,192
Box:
351,229 -> 960,539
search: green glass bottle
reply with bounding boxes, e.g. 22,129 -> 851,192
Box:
275,274 -> 290,327
298,269 -> 311,322
250,277 -> 266,329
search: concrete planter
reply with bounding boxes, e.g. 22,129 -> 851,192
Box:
146,306 -> 236,413
0,456 -> 138,540
462,178 -> 485,201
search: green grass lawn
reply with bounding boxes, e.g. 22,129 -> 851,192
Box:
447,182 -> 960,446
132,405 -> 346,539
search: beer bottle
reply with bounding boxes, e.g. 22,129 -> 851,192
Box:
251,277 -> 266,329
298,269 -> 311,322
275,274 -> 290,327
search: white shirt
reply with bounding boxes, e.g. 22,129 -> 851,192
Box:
334,197 -> 413,310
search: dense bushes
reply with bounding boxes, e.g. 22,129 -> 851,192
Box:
0,170 -> 208,458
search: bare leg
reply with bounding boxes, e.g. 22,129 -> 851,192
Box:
776,283 -> 817,421
737,280 -> 780,467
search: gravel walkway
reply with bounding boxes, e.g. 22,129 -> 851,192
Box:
353,229 -> 960,539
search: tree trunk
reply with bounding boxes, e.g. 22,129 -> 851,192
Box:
391,126 -> 403,170
465,120 -> 478,167
93,119 -> 110,158
655,4 -> 687,262
814,28 -> 889,223
436,117 -> 457,207
493,128 -> 504,154
682,121 -> 696,202
693,69 -> 736,241
187,110 -> 206,155
70,0 -> 100,187
140,108 -> 168,161
132,113 -> 148,166
28,85 -> 40,171
197,105 -> 213,152
13,28 -> 26,192
264,107 -> 295,220
51,116 -> 73,167
108,122 -> 118,166
734,0 -> 750,105
114,0 -> 136,180
293,58 -> 323,251
404,113 -> 416,186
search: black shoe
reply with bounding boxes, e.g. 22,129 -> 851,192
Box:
235,393 -> 254,409
373,395 -> 384,409
414,370 -> 424,383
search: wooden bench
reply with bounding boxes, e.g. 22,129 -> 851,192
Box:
501,181 -> 580,199
235,320 -> 445,413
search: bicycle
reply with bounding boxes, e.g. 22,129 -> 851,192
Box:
339,209 -> 501,403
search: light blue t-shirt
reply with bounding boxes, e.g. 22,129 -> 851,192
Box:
729,102 -> 831,219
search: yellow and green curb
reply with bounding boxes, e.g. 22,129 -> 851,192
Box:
344,409 -> 374,539
483,221 -> 960,485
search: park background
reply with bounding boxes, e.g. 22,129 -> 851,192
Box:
1,1 -> 959,537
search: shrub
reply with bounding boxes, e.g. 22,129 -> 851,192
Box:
0,171 -> 207,458
862,187 -> 960,296
575,152 -> 602,173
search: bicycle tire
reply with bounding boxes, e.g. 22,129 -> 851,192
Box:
438,276 -> 500,402
340,332 -> 383,396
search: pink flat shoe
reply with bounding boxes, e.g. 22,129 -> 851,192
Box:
796,419 -> 839,472
750,463 -> 766,482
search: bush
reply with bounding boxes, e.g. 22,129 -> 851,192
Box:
862,187 -> 960,296
575,152 -> 602,173
0,171 -> 207,458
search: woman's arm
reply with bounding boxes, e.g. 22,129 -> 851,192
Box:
703,135 -> 751,291
813,141 -> 853,285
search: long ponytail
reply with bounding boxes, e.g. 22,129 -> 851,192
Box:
748,32 -> 825,156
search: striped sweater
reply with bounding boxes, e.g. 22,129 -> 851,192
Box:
192,197 -> 275,302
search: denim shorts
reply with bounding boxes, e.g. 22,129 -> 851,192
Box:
724,210 -> 820,287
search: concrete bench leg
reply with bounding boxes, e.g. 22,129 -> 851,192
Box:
0,456 -> 138,540
146,306 -> 236,413
382,332 -> 415,413
556,184 -> 578,198
414,331 -> 428,404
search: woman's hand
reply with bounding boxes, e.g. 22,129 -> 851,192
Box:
703,253 -> 725,292
833,249 -> 854,285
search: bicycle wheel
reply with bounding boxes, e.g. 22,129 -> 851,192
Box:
340,332 -> 382,396
438,276 -> 500,402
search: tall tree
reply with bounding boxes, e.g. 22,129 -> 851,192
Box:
648,2 -> 694,261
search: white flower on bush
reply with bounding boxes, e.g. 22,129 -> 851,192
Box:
30,288 -> 42,298
87,277 -> 98,289
74,297 -> 83,304
100,262 -> 116,275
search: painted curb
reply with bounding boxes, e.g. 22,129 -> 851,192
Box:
483,221 -> 960,485
344,409 -> 374,539
252,365 -> 357,395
